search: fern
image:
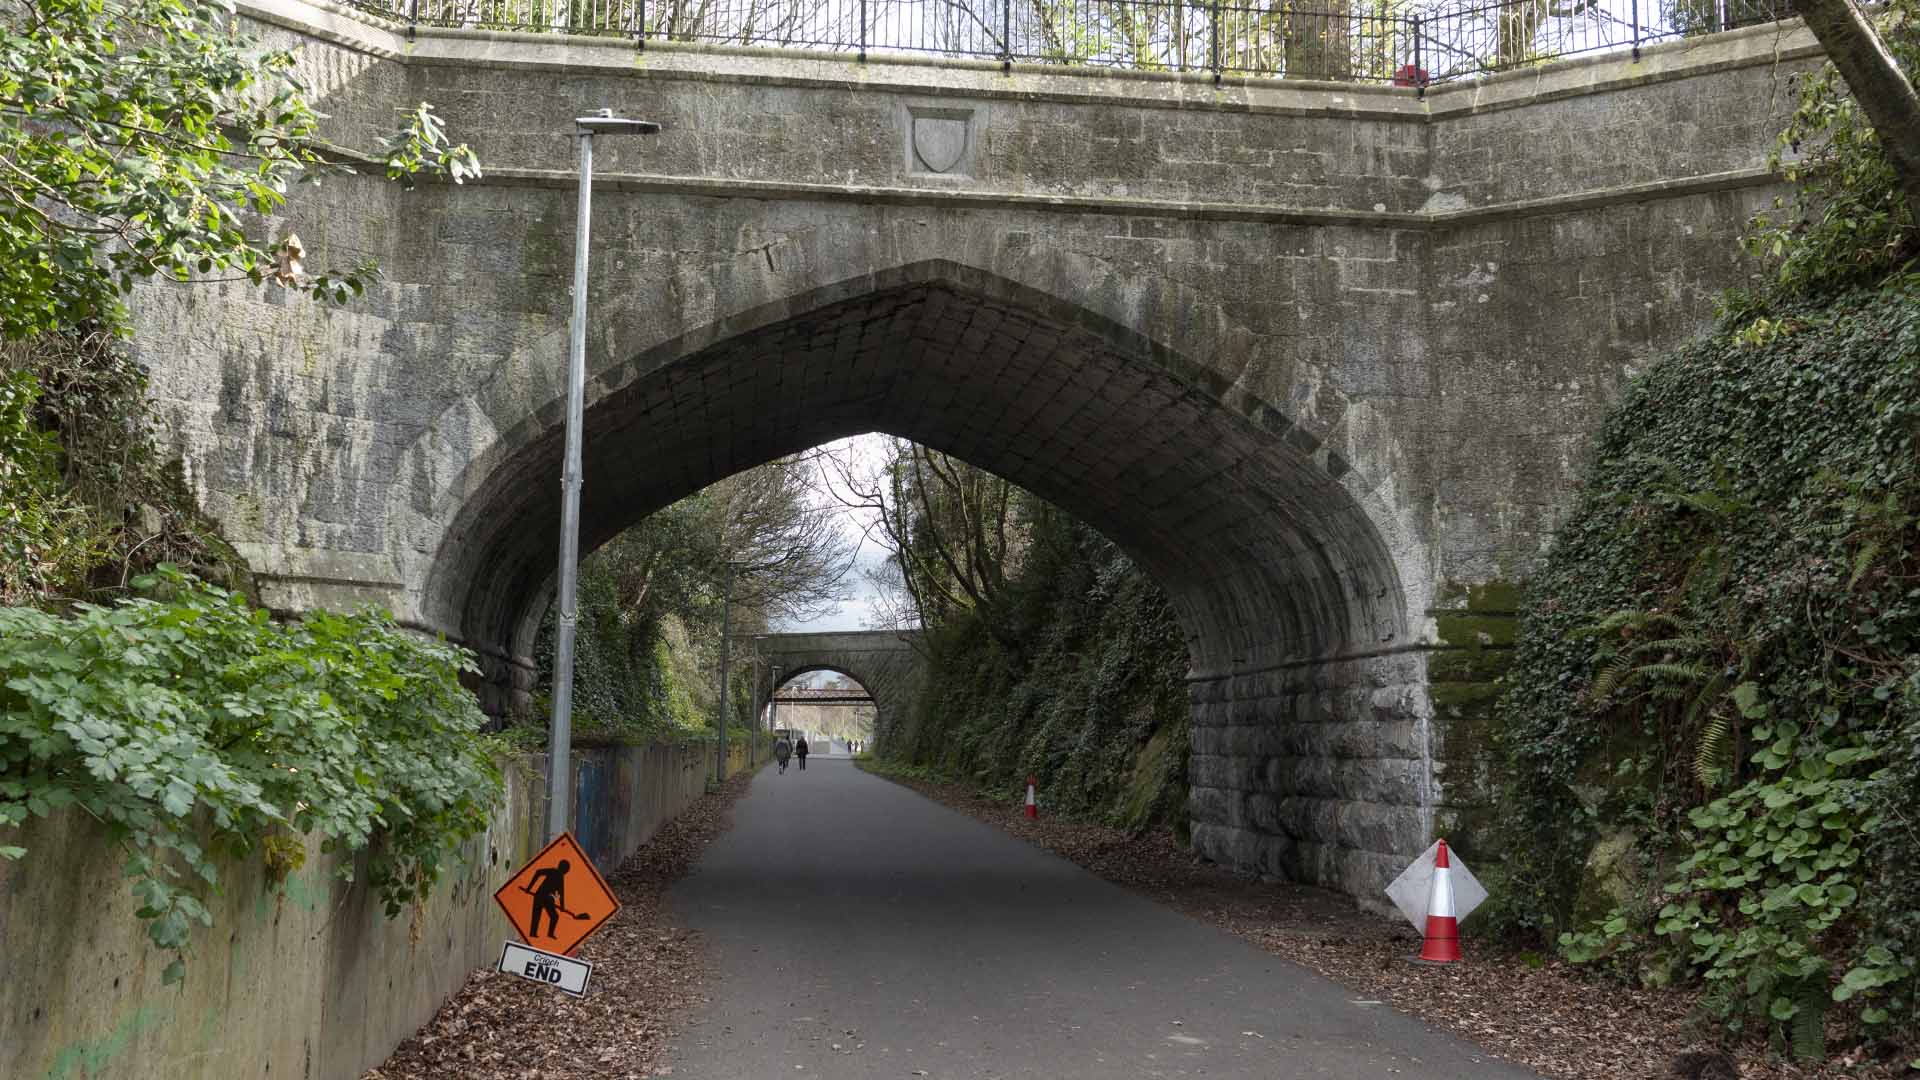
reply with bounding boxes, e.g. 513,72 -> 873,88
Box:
1791,977 -> 1828,1062
1582,608 -> 1686,639
1673,490 -> 1746,517
1686,666 -> 1733,787
1629,635 -> 1710,658
1635,662 -> 1707,685
1694,710 -> 1732,788
1588,650 -> 1637,702
1849,538 -> 1883,589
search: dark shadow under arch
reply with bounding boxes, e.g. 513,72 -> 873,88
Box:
424,259 -> 1407,686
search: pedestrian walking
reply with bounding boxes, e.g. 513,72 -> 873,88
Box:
774,735 -> 792,774
795,736 -> 809,771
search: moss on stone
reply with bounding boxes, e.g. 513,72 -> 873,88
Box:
1431,612 -> 1518,649
1430,680 -> 1500,712
1117,723 -> 1180,831
1426,645 -> 1513,685
1434,578 -> 1524,613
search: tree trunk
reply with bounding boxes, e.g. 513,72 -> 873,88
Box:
1796,0 -> 1920,222
1283,0 -> 1351,79
1497,0 -> 1544,67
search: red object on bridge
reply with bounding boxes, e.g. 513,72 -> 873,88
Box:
1391,63 -> 1429,88
1418,839 -> 1462,963
1024,776 -> 1038,818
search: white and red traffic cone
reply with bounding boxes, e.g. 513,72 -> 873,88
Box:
1418,838 -> 1462,963
1024,775 -> 1038,819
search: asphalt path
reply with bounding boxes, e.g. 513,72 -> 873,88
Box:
667,758 -> 1536,1079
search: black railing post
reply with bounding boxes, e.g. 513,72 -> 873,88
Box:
1001,0 -> 1012,72
1211,0 -> 1221,83
860,0 -> 868,61
1412,15 -> 1423,98
1631,0 -> 1641,58
407,0 -> 417,41
636,0 -> 646,48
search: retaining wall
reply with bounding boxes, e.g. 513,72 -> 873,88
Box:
1,740 -> 721,1080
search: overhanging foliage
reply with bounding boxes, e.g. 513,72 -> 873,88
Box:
0,570 -> 503,983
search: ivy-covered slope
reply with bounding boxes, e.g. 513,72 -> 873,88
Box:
1488,286 -> 1920,1051
885,515 -> 1192,832
528,561 -> 711,744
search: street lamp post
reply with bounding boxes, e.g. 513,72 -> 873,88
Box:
769,665 -> 782,744
716,559 -> 734,785
547,108 -> 660,843
749,652 -> 761,768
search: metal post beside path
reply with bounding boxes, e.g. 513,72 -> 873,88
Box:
546,109 -> 660,843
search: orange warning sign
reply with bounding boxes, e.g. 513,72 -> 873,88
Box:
493,832 -> 621,956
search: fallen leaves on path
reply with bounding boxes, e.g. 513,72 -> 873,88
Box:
866,768 -> 1913,1080
364,771 -> 756,1080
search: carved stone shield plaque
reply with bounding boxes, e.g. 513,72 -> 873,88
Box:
912,116 -> 969,174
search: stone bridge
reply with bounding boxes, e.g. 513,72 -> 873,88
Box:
134,0 -> 1820,900
752,630 -> 926,749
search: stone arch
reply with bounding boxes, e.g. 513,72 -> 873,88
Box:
751,632 -> 928,748
421,258 -> 1429,900
423,259 -> 1411,671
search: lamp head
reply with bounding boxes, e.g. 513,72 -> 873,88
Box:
575,108 -> 661,136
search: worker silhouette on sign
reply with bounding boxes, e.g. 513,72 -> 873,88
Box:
523,859 -> 570,938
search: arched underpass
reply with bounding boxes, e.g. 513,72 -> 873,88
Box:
423,262 -> 1423,901
752,631 -> 926,753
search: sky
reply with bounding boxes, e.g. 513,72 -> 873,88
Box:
772,433 -> 900,634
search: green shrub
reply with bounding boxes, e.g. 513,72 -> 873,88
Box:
0,568 -> 503,982
887,509 -> 1190,830
1,333 -> 250,607
1488,286 -> 1920,1051
1741,0 -> 1920,302
0,369 -> 105,603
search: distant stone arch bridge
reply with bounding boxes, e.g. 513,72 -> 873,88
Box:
131,0 -> 1823,902
751,630 -> 926,750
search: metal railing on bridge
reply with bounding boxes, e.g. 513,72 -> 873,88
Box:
356,0 -> 1791,86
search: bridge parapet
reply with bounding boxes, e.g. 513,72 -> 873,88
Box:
333,0 -> 1786,88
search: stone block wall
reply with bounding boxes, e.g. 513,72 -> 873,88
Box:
1188,653 -> 1433,904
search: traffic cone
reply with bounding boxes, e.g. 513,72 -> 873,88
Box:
1418,839 -> 1462,963
1024,775 -> 1038,819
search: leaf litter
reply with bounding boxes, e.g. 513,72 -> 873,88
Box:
364,769 -> 757,1080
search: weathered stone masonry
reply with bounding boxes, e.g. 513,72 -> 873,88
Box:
753,630 -> 925,743
132,0 -> 1821,903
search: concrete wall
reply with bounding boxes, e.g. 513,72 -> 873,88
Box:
556,740 -> 714,870
1,740 -> 716,1080
126,0 -> 1821,903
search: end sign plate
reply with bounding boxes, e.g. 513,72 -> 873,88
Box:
499,940 -> 593,997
